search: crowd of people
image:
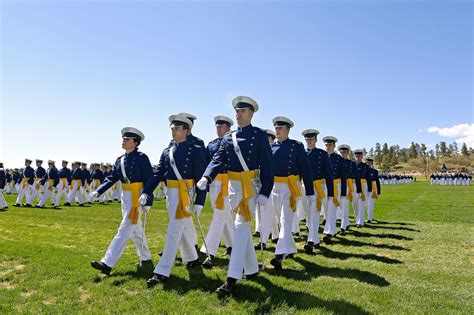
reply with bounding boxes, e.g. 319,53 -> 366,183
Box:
0,95 -> 384,297
380,174 -> 415,185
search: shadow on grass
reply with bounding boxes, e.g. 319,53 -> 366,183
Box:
160,267 -> 223,293
350,230 -> 414,241
232,276 -> 372,314
374,220 -> 415,226
318,247 -> 403,264
368,225 -> 421,232
334,237 -> 411,251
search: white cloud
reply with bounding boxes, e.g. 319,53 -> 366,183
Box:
427,123 -> 474,147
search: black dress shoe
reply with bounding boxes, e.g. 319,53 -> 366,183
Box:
186,258 -> 200,268
225,247 -> 232,256
13,203 -> 21,207
340,229 -> 346,236
78,203 -> 84,207
322,219 -> 326,225
356,224 -> 361,228
254,243 -> 266,250
271,238 -> 279,244
245,271 -> 259,280
136,259 -> 153,266
323,235 -> 332,244
63,202 -> 71,206
285,253 -> 294,259
24,204 -> 32,208
314,242 -> 320,248
270,256 -> 283,270
304,242 -> 314,254
147,274 -> 168,287
368,220 -> 373,224
202,256 -> 213,269
90,261 -> 111,275
215,280 -> 236,297
253,231 -> 260,237
293,232 -> 300,237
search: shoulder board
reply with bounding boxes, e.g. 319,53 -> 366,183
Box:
224,130 -> 235,137
208,138 -> 220,145
139,152 -> 144,156
291,139 -> 302,145
194,144 -> 202,149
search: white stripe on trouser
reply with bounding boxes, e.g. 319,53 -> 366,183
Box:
227,179 -> 259,280
15,184 -> 31,205
307,195 -> 324,244
54,181 -> 68,206
323,182 -> 340,236
340,182 -> 356,230
67,182 -> 84,204
0,189 -> 7,208
26,180 -> 42,205
355,183 -> 368,226
273,183 -> 297,255
101,189 -> 151,268
201,180 -> 234,255
368,194 -> 376,221
154,187 -> 198,277
38,182 -> 55,206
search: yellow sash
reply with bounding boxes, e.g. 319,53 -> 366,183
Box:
167,179 -> 195,219
371,180 -> 378,199
347,178 -> 354,201
47,179 -> 54,191
20,178 -> 29,189
34,177 -> 41,189
70,179 -> 82,190
215,173 -> 229,210
333,178 -> 341,207
312,179 -> 326,211
274,175 -> 302,212
228,170 -> 257,222
122,182 -> 144,224
360,179 -> 367,201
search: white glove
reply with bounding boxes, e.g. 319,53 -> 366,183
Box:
89,191 -> 99,200
139,193 -> 148,206
196,177 -> 208,190
193,205 -> 203,217
256,194 -> 268,206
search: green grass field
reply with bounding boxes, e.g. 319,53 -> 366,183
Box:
1,182 -> 473,314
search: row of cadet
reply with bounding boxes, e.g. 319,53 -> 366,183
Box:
380,174 -> 415,185
75,95 -> 384,297
429,173 -> 472,186
0,160 -> 121,209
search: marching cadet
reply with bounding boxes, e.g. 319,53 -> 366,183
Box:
80,163 -> 91,204
89,127 -> 153,276
37,160 -> 59,208
177,112 -> 206,148
54,160 -> 71,207
365,156 -> 381,224
338,144 -> 362,234
14,159 -> 35,207
301,129 -> 334,254
254,129 -> 279,248
105,164 -> 114,202
5,169 -> 12,194
27,159 -> 46,205
89,163 -> 103,197
322,136 -> 347,243
64,162 -> 84,206
353,149 -> 370,227
200,115 -> 234,266
196,96 -> 274,297
143,115 -> 207,286
269,117 -> 315,270
0,163 -> 8,210
10,169 -> 20,194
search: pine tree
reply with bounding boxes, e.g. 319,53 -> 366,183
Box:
461,142 -> 469,156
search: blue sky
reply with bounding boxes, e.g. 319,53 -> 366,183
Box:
1,0 -> 472,167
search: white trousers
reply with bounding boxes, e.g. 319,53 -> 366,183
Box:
355,183 -> 368,226
15,184 -> 31,205
323,182 -> 340,236
0,189 -> 7,208
81,184 -> 90,203
38,182 -> 55,207
201,179 -> 234,255
307,194 -> 324,244
67,182 -> 84,204
27,180 -> 43,205
154,187 -> 197,277
368,196 -> 376,221
102,189 -> 151,268
112,181 -> 122,200
54,181 -> 68,206
340,183 -> 356,230
227,179 -> 259,280
272,183 -> 297,255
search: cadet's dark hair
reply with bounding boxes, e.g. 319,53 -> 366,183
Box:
133,138 -> 141,147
